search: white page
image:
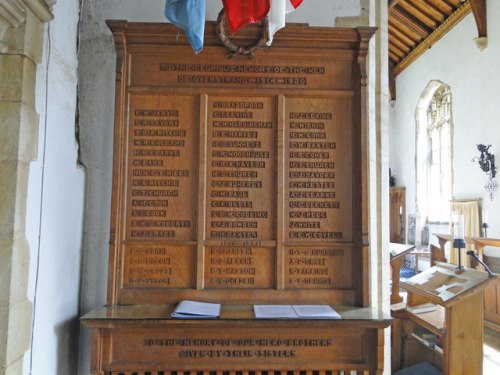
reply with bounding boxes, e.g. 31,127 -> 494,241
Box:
292,305 -> 341,319
254,305 -> 298,318
171,300 -> 221,318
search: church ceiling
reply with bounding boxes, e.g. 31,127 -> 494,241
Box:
389,0 -> 472,76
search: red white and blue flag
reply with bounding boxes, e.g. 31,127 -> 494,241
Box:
267,0 -> 303,45
222,0 -> 271,33
165,0 -> 305,52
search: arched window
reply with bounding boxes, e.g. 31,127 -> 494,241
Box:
415,82 -> 453,234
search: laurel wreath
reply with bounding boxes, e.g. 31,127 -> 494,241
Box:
216,9 -> 269,58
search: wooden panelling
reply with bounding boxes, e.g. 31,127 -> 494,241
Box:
81,21 -> 391,375
389,187 -> 406,244
104,22 -> 374,307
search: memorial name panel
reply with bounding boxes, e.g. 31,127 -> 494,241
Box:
284,245 -> 353,289
123,94 -> 198,288
284,96 -> 353,243
204,96 -> 276,289
122,245 -> 196,288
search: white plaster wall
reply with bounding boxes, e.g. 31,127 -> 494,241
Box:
24,1 -> 84,374
101,0 -> 361,25
391,0 -> 500,241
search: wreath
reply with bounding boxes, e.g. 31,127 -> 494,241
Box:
216,9 -> 269,58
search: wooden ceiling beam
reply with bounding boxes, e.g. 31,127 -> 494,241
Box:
389,33 -> 412,52
469,0 -> 487,38
427,0 -> 454,14
393,1 -> 471,76
409,0 -> 445,23
390,10 -> 427,40
393,5 -> 434,34
389,44 -> 406,59
399,1 -> 438,28
442,0 -> 461,9
388,21 -> 417,47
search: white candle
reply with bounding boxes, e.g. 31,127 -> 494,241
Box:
482,209 -> 488,224
453,215 -> 465,240
399,206 -> 402,215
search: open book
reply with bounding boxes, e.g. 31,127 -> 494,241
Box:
171,300 -> 221,319
254,304 -> 341,319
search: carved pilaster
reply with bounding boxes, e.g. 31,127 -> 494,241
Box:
0,0 -> 52,53
0,1 -> 52,374
0,0 -> 26,52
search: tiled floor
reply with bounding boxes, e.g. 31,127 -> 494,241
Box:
484,327 -> 500,375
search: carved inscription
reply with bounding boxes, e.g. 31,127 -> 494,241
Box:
131,50 -> 356,90
204,97 -> 276,288
284,246 -> 353,289
123,245 -> 196,288
126,95 -> 198,240
206,97 -> 275,241
204,247 -> 275,289
159,63 -> 328,87
111,329 -> 366,366
144,337 -> 333,358
284,97 -> 353,244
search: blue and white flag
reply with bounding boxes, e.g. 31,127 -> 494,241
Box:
165,0 -> 206,53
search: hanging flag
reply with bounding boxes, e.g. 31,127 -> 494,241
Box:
222,0 -> 271,33
267,0 -> 303,46
164,0 -> 206,53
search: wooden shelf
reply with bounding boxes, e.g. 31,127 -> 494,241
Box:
406,306 -> 445,335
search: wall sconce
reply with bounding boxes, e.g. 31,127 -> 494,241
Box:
472,144 -> 498,201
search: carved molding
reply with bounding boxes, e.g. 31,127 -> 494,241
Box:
43,0 -> 56,11
0,0 -> 52,52
22,0 -> 53,22
0,0 -> 25,51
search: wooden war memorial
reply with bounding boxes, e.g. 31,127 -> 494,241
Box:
81,19 -> 391,375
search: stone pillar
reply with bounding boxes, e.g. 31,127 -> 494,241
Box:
338,1 -> 390,373
0,1 -> 52,374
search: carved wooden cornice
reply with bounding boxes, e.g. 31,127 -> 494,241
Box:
0,0 -> 52,52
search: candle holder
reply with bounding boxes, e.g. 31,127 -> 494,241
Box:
453,238 -> 466,274
482,222 -> 489,238
482,210 -> 489,238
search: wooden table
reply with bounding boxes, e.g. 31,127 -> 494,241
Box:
81,304 -> 392,375
390,243 -> 415,304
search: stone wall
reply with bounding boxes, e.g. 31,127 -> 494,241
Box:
0,2 -> 52,374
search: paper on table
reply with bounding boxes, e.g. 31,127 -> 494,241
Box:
171,300 -> 221,319
253,305 -> 298,318
292,304 -> 341,319
254,304 -> 341,319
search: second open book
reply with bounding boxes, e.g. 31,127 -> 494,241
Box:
254,304 -> 341,319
